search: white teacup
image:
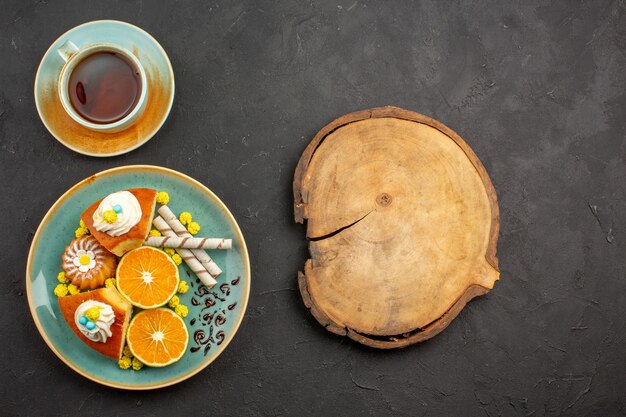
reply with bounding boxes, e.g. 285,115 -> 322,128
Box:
57,41 -> 148,133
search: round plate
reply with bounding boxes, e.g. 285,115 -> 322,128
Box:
26,166 -> 250,389
34,20 -> 175,157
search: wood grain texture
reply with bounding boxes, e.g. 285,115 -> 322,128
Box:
294,106 -> 500,348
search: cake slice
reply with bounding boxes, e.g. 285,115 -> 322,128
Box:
81,188 -> 157,256
58,286 -> 133,360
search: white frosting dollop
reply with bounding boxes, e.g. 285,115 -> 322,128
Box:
92,191 -> 142,236
74,300 -> 115,343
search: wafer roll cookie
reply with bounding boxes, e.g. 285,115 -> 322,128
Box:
144,236 -> 232,250
152,217 -> 217,288
158,205 -> 223,278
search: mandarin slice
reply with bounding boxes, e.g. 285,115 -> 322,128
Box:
126,308 -> 189,367
116,246 -> 179,308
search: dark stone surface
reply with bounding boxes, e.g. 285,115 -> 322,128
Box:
1,0 -> 624,415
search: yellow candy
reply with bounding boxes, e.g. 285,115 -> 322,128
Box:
104,278 -> 116,288
57,272 -> 67,283
103,210 -> 118,224
132,358 -> 144,371
149,229 -> 161,237
85,307 -> 100,321
187,222 -> 201,235
179,212 -> 192,225
168,295 -> 180,308
79,219 -> 86,228
156,191 -> 170,205
53,284 -> 68,297
164,248 -> 176,256
118,356 -> 132,370
67,284 -> 80,295
171,253 -> 182,265
174,304 -> 188,318
74,227 -> 88,238
177,281 -> 189,294
123,346 -> 133,358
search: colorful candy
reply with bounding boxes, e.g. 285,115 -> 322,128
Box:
102,210 -> 118,224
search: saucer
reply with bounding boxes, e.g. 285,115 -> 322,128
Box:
34,20 -> 175,157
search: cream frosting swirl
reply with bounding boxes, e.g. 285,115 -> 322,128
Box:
92,191 -> 142,236
74,300 -> 115,343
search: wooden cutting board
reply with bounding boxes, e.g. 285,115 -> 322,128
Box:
293,106 -> 500,348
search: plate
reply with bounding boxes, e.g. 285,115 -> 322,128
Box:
26,166 -> 250,389
34,20 -> 175,157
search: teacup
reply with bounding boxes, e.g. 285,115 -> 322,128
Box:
57,41 -> 148,133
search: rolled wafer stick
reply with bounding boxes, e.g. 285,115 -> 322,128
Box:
144,236 -> 232,250
158,205 -> 223,278
152,217 -> 217,288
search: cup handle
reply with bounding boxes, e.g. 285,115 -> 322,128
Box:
57,40 -> 79,62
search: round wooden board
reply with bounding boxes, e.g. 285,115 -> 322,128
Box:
293,106 -> 500,349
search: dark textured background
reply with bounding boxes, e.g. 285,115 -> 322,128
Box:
1,0 -> 624,416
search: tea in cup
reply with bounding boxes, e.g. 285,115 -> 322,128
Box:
57,41 -> 148,132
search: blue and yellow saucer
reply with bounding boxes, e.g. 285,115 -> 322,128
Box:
34,20 -> 175,157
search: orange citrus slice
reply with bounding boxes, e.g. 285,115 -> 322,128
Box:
126,308 -> 189,367
116,246 -> 179,308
